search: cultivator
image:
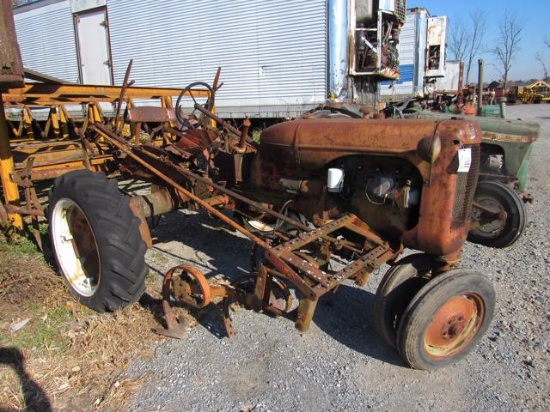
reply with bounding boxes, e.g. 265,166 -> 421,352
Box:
85,101 -> 406,338
0,61 -> 212,239
158,213 -> 400,340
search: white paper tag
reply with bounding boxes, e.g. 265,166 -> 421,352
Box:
458,148 -> 472,173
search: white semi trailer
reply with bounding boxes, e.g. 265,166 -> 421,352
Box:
14,0 -> 406,118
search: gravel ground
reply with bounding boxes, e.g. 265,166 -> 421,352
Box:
128,104 -> 549,411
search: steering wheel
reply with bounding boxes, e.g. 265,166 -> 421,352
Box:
175,82 -> 215,128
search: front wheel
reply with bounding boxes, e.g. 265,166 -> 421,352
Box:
48,170 -> 148,312
396,269 -> 495,370
373,253 -> 434,348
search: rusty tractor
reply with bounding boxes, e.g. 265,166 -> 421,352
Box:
0,60 -> 498,370
3,70 -> 493,370
404,110 -> 538,249
309,102 -> 539,249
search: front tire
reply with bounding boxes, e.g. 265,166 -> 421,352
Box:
48,170 -> 148,312
373,254 -> 434,348
396,269 -> 495,370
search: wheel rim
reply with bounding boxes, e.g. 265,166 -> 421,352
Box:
50,198 -> 100,297
472,196 -> 505,239
423,293 -> 485,359
245,217 -> 275,232
170,264 -> 212,309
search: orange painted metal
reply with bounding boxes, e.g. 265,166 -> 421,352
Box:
424,294 -> 483,359
253,117 -> 482,262
2,83 -> 208,106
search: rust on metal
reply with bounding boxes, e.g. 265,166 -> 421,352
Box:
169,264 -> 212,309
0,2 -> 24,90
0,199 -> 8,228
423,293 -> 484,359
0,46 -> 485,350
127,107 -> 177,123
155,266 -> 188,339
114,59 -> 135,133
129,186 -> 176,218
481,130 -> 538,144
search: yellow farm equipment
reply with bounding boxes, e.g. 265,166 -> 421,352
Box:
0,59 -> 214,242
509,80 -> 550,104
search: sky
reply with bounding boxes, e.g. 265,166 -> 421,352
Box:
408,0 -> 549,83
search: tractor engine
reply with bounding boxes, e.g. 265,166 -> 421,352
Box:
248,117 -> 481,264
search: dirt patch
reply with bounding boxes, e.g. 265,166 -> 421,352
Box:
0,235 -> 165,411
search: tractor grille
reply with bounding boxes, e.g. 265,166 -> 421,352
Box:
452,145 -> 480,229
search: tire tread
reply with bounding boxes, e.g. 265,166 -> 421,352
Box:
49,170 -> 148,312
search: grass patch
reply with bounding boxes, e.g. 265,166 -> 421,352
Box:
0,231 -> 41,256
3,306 -> 72,355
0,230 -> 164,411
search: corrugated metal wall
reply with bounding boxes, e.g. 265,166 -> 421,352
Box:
14,0 -> 80,83
107,0 -> 328,117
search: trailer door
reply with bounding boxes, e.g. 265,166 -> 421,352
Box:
75,8 -> 112,85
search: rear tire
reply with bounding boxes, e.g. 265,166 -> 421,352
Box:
48,170 -> 148,312
396,269 -> 495,370
468,181 -> 526,248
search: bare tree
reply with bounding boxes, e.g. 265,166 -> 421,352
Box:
448,10 -> 488,85
493,11 -> 523,89
465,10 -> 488,85
535,52 -> 549,81
448,15 -> 468,61
545,37 -> 550,49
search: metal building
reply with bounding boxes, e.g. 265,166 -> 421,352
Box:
14,0 -> 406,118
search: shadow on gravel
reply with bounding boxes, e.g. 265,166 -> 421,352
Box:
148,211 -> 407,367
313,284 -> 407,368
149,211 -> 254,281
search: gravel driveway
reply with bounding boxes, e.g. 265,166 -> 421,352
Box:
128,104 -> 549,411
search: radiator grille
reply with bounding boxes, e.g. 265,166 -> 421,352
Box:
452,145 -> 480,229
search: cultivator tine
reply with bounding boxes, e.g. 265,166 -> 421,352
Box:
114,59 -> 135,134
212,67 -> 223,92
155,266 -> 188,340
155,312 -> 188,340
222,297 -> 235,338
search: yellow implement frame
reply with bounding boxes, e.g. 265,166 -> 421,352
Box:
0,80 -> 212,232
